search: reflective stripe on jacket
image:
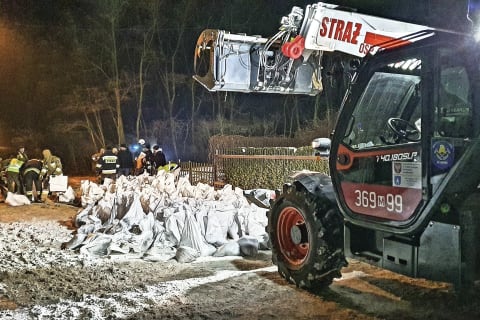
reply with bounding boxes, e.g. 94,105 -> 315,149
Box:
7,158 -> 24,173
99,152 -> 119,175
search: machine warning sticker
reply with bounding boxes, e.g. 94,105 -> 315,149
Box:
392,161 -> 421,189
432,140 -> 454,170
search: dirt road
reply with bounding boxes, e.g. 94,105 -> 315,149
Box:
0,180 -> 478,319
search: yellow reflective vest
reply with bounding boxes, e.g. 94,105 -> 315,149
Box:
7,158 -> 24,173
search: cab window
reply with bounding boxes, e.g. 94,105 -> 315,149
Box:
343,59 -> 422,149
436,65 -> 472,138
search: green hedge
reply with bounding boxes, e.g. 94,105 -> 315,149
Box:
221,146 -> 329,190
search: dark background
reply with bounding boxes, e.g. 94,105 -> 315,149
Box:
0,0 -> 475,173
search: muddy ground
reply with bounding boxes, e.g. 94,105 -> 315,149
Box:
0,177 -> 478,319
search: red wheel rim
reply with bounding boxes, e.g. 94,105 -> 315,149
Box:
277,206 -> 309,269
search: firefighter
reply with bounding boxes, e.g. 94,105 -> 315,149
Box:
91,147 -> 105,178
152,145 -> 167,174
16,146 -> 28,162
40,149 -> 63,200
117,144 -> 134,177
143,143 -> 154,175
21,159 -> 43,202
6,156 -> 24,194
134,141 -> 153,175
96,145 -> 119,183
0,158 -> 9,193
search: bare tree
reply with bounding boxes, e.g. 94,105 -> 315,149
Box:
190,80 -> 206,146
155,0 -> 192,159
77,0 -> 131,145
61,88 -> 113,150
105,0 -> 128,144
132,0 -> 161,141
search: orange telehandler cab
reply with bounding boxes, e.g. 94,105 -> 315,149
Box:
194,2 -> 480,291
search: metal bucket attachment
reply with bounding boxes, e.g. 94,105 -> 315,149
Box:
193,29 -> 322,95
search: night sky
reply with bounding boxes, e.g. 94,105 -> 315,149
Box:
0,0 -> 474,172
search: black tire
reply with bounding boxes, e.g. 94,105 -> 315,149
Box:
268,182 -> 346,290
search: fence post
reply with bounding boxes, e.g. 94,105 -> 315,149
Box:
188,162 -> 192,185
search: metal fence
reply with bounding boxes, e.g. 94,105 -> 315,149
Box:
178,147 -> 329,190
179,161 -> 216,186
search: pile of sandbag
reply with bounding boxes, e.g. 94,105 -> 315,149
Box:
64,171 -> 270,263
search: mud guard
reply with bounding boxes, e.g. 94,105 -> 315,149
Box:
290,172 -> 337,204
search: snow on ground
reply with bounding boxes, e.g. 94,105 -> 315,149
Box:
0,220 -> 95,273
0,172 -> 276,319
0,219 -> 276,319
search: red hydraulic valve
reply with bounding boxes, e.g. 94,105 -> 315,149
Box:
281,35 -> 305,59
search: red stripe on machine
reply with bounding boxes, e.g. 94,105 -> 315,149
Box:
364,32 -> 411,49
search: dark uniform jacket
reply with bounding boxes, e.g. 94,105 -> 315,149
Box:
22,159 -> 43,176
97,150 -> 119,175
117,148 -> 134,169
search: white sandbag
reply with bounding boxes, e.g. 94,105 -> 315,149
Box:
143,245 -> 176,262
164,208 -> 185,246
149,220 -> 177,249
228,216 -> 241,240
79,233 -> 113,256
213,240 -> 241,257
179,212 -> 216,257
216,184 -> 234,200
204,207 -> 236,246
148,194 -> 164,215
58,186 -> 76,203
194,205 -> 209,237
258,233 -> 271,250
238,236 -> 259,257
77,222 -> 96,235
153,170 -> 167,193
80,180 -> 105,207
115,192 -> 134,221
102,177 -> 113,187
175,246 -> 200,263
143,224 -> 177,262
164,173 -> 177,195
75,205 -> 93,228
128,212 -> 156,253
68,165 -> 273,260
5,192 -> 31,206
79,214 -> 103,234
194,182 -> 215,200
94,198 -> 115,225
176,176 -> 195,198
120,196 -> 146,229
80,179 -> 90,196
245,204 -> 269,237
61,233 -> 88,250
104,219 -> 125,235
109,242 -> 131,254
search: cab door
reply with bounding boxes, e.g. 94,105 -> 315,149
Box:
332,42 -> 478,230
332,52 -> 425,226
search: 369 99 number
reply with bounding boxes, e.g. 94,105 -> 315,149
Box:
354,189 -> 402,213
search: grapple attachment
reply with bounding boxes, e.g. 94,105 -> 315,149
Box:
193,28 -> 323,96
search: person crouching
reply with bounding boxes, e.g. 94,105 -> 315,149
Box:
22,159 -> 43,202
